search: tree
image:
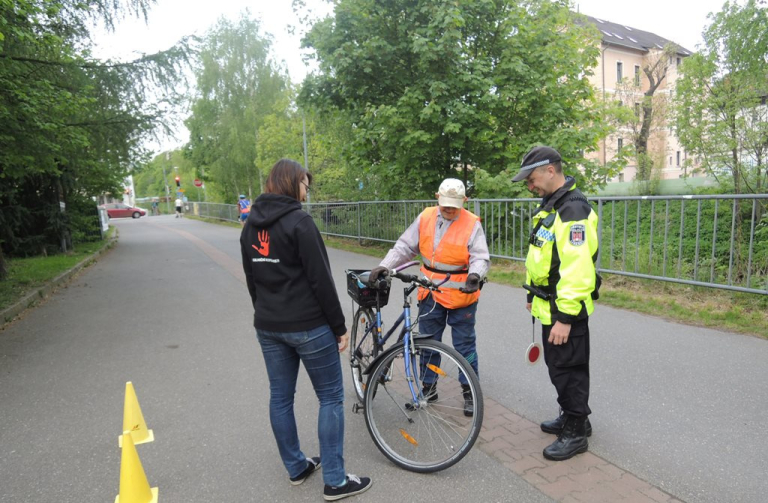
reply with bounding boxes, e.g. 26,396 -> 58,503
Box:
299,0 -> 621,199
634,46 -> 678,181
0,0 -> 191,279
612,45 -> 677,194
675,0 -> 768,196
674,0 -> 768,281
184,13 -> 289,203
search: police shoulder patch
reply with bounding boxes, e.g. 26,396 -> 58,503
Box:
569,224 -> 586,246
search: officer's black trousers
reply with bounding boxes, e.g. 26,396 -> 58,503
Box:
542,318 -> 591,417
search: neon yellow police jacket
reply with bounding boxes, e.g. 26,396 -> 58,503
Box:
525,177 -> 599,325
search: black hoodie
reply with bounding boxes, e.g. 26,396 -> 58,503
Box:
240,193 -> 347,336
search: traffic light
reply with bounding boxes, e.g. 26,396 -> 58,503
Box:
175,175 -> 180,187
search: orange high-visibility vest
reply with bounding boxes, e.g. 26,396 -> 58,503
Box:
417,206 -> 481,309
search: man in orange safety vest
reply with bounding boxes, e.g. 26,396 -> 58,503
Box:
369,178 -> 490,417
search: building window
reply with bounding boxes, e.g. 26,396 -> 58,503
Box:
617,61 -> 623,82
676,57 -> 682,66
618,173 -> 624,182
618,138 -> 623,151
634,102 -> 641,116
676,151 -> 681,165
634,65 -> 641,86
669,156 -> 673,166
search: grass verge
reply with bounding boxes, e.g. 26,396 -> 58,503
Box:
323,236 -> 768,339
0,228 -> 116,311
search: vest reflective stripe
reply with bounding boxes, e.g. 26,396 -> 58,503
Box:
431,279 -> 469,290
417,207 -> 481,309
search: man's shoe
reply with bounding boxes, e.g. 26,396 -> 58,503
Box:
405,383 -> 437,410
543,415 -> 588,461
323,474 -> 372,501
422,382 -> 438,403
541,412 -> 592,437
289,457 -> 321,486
461,384 -> 474,417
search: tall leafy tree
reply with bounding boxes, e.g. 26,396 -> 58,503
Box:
184,13 -> 289,203
300,0 -> 620,199
0,0 -> 191,278
675,0 -> 768,196
611,45 -> 678,194
674,0 -> 768,280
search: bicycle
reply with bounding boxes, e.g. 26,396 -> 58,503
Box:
345,261 -> 484,473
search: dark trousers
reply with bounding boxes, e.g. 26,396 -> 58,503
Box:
417,294 -> 479,386
542,318 -> 591,417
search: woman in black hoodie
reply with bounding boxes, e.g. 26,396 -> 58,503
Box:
240,159 -> 372,501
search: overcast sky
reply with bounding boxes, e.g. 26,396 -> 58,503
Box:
92,0 -> 732,151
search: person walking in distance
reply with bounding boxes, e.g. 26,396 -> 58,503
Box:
240,158 -> 372,501
174,197 -> 183,218
368,178 -> 490,417
237,194 -> 251,225
513,146 -> 599,461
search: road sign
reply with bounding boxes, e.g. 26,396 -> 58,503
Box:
194,179 -> 202,187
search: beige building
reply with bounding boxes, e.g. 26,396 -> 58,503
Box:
582,15 -> 700,182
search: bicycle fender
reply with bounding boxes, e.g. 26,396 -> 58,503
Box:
361,341 -> 405,376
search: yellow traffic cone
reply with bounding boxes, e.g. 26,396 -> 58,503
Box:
115,431 -> 158,503
119,382 -> 155,447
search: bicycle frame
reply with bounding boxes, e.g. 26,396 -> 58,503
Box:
353,261 -> 441,407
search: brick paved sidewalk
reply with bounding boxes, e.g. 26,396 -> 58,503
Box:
477,398 -> 685,503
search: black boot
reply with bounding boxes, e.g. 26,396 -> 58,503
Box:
461,384 -> 474,417
405,383 -> 437,411
423,382 -> 438,403
541,411 -> 592,437
543,415 -> 588,461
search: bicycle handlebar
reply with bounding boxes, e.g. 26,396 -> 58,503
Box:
361,261 -> 449,292
392,270 -> 450,291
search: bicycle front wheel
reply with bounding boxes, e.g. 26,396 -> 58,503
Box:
363,339 -> 483,472
350,307 -> 377,402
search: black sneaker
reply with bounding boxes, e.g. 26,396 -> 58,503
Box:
323,474 -> 372,501
289,457 -> 321,486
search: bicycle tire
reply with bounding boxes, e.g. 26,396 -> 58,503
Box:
350,307 -> 378,402
363,339 -> 483,473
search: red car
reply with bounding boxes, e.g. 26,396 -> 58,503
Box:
100,203 -> 146,219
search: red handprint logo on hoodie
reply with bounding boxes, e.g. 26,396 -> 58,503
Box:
252,230 -> 270,257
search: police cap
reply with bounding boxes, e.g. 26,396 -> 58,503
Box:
512,146 -> 562,182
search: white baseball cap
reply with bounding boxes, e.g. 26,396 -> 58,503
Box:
437,178 -> 466,208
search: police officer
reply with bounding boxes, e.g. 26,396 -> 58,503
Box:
513,146 -> 599,461
369,178 -> 490,417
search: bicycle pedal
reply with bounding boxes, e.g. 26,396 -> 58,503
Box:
352,403 -> 365,414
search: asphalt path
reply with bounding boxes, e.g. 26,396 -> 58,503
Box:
1,215 -> 766,503
0,216 -> 551,503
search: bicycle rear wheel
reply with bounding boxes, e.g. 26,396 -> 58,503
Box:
363,339 -> 483,472
350,307 -> 377,402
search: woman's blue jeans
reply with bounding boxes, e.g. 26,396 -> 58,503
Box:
256,324 -> 346,486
